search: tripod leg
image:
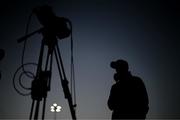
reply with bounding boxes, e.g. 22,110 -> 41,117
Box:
29,39 -> 53,120
42,98 -> 46,120
41,47 -> 53,120
36,39 -> 45,75
54,44 -> 76,120
55,44 -> 66,79
34,100 -> 40,120
29,100 -> 35,120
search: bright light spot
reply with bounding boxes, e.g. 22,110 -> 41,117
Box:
56,109 -> 61,112
53,103 -> 57,107
57,106 -> 62,109
50,109 -> 55,112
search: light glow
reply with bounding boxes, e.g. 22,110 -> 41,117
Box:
50,103 -> 62,112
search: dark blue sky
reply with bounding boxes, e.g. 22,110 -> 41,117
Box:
0,0 -> 180,119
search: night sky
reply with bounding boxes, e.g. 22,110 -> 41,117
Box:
0,0 -> 180,119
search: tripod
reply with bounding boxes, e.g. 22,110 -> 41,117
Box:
29,32 -> 76,120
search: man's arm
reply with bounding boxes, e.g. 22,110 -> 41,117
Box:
108,86 -> 116,110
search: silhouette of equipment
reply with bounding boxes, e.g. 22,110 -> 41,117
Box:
0,49 -> 5,80
0,49 -> 5,61
16,5 -> 76,120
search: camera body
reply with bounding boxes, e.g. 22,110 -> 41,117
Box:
33,5 -> 71,43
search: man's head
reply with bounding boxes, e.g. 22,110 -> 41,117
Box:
110,59 -> 129,74
111,59 -> 129,81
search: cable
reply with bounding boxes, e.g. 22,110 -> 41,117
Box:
19,71 -> 34,90
13,63 -> 36,96
21,12 -> 37,79
13,12 -> 38,96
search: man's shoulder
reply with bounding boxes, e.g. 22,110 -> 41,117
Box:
131,75 -> 145,85
132,76 -> 142,81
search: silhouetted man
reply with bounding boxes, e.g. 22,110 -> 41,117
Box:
108,59 -> 149,119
